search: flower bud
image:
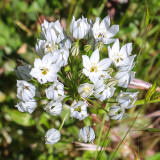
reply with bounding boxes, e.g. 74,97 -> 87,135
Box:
45,128 -> 61,145
41,20 -> 64,44
78,126 -> 95,143
117,91 -> 139,109
71,42 -> 79,56
44,100 -> 63,116
17,80 -> 36,102
104,78 -> 117,87
108,105 -> 125,120
70,16 -> 89,39
15,99 -> 37,114
115,70 -> 135,88
13,60 -> 32,81
70,101 -> 88,120
45,81 -> 64,100
94,42 -> 103,51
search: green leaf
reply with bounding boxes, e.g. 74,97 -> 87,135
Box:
146,153 -> 160,160
145,3 -> 150,27
8,109 -> 35,126
145,81 -> 157,102
143,128 -> 160,133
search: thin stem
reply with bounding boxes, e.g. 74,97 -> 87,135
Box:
110,105 -> 144,160
97,120 -> 114,160
59,112 -> 69,132
95,102 -> 110,158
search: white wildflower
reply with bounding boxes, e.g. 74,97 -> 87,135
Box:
35,39 -> 58,58
115,70 -> 135,88
45,81 -> 64,100
70,16 -> 89,39
94,80 -> 116,101
108,105 -> 125,120
78,126 -> 95,143
41,19 -> 65,44
108,39 -> 134,67
70,101 -> 88,120
17,80 -> 36,102
78,83 -> 94,98
45,100 -> 63,116
45,128 -> 61,145
82,49 -> 112,84
30,53 -> 60,84
92,16 -> 119,44
15,99 -> 37,113
117,91 -> 139,109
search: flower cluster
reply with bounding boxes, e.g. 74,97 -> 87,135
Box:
13,15 -> 138,145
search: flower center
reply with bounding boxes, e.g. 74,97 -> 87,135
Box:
41,67 -> 49,75
45,44 -> 57,53
98,33 -> 104,38
74,106 -> 82,112
90,65 -> 98,72
83,87 -> 90,94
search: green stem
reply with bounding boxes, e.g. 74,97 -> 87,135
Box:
110,105 -> 144,160
59,112 -> 69,132
95,102 -> 110,158
134,98 -> 160,105
97,120 -> 114,160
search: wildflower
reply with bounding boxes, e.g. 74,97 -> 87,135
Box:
58,47 -> 70,66
45,128 -> 61,145
59,31 -> 72,49
13,60 -> 32,81
45,100 -> 63,116
92,16 -> 119,44
17,80 -> 36,102
78,126 -> 95,143
115,70 -> 135,88
30,53 -> 60,84
70,16 -> 89,39
94,80 -> 116,101
15,99 -> 37,113
41,20 -> 65,44
70,101 -> 88,120
117,91 -> 139,109
108,105 -> 125,120
108,39 -> 133,67
35,39 -> 58,58
78,83 -> 94,98
45,81 -> 64,100
82,49 -> 112,84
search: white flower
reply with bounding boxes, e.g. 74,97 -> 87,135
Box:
13,60 -> 32,81
45,81 -> 64,100
70,16 -> 89,39
117,55 -> 136,71
35,39 -> 58,58
94,80 -> 116,101
59,31 -> 72,49
45,100 -> 63,116
15,99 -> 37,113
108,105 -> 125,120
82,49 -> 112,84
30,53 -> 60,84
17,80 -> 36,102
45,128 -> 61,145
70,101 -> 88,120
78,83 -> 94,98
41,20 -> 65,44
92,16 -> 119,44
59,47 -> 70,66
108,39 -> 134,67
117,91 -> 139,109
115,70 -> 135,88
78,126 -> 95,143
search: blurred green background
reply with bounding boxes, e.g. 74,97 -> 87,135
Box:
0,0 -> 160,159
